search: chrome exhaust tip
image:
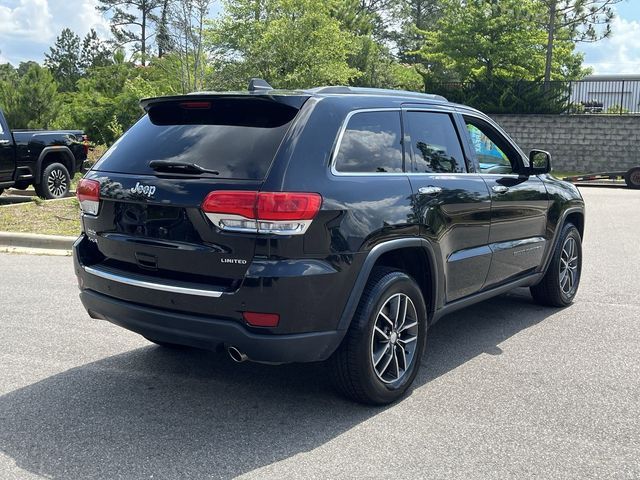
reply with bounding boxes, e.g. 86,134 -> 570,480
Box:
228,346 -> 248,363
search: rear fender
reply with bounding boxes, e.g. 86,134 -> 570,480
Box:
35,146 -> 75,184
336,238 -> 440,332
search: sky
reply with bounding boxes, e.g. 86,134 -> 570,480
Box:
0,0 -> 639,75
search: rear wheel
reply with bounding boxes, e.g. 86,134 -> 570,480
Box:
624,167 -> 640,189
530,223 -> 582,307
35,162 -> 70,199
13,181 -> 30,190
329,268 -> 427,405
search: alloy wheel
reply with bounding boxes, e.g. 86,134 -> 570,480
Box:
370,293 -> 419,384
559,236 -> 579,295
47,168 -> 68,197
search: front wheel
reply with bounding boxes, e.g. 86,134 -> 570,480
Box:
530,223 -> 582,307
328,268 -> 428,405
625,167 -> 640,189
35,162 -> 70,199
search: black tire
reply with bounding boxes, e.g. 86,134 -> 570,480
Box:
35,162 -> 70,199
13,181 -> 30,190
530,223 -> 582,307
144,337 -> 190,349
624,167 -> 640,189
328,267 -> 428,405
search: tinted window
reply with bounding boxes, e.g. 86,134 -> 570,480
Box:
406,111 -> 465,173
465,118 -> 517,174
93,98 -> 299,179
334,111 -> 404,173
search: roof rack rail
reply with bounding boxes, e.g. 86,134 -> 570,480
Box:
307,86 -> 447,102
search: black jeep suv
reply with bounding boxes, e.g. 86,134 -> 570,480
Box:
73,80 -> 585,404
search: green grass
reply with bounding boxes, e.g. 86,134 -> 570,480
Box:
0,198 -> 81,236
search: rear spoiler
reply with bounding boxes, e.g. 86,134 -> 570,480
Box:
140,93 -> 310,112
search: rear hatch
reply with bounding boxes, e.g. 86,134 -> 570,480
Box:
80,94 -> 308,291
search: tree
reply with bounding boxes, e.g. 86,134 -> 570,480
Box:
80,29 -> 113,70
10,64 -> 59,128
541,0 -> 621,84
97,0 -> 162,66
156,0 -> 174,57
44,28 -> 82,92
393,0 -> 442,63
170,0 -> 212,92
208,0 -> 359,90
415,0 -> 584,83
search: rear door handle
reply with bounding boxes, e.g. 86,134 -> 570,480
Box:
418,186 -> 442,196
492,185 -> 509,194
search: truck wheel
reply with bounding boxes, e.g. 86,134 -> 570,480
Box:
13,181 -> 30,190
624,167 -> 640,189
35,163 -> 70,199
328,267 -> 427,405
530,223 -> 582,307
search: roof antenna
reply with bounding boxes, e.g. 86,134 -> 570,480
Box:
248,78 -> 273,92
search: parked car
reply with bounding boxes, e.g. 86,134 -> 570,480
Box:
73,80 -> 585,404
0,109 -> 88,199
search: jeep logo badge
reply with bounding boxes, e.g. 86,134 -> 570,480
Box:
130,182 -> 156,197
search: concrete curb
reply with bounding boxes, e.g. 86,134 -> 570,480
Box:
0,231 -> 76,251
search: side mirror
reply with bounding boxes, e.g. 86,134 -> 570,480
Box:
529,149 -> 552,175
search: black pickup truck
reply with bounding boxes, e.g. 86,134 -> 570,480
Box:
0,109 -> 88,199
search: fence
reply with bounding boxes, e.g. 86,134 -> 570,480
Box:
428,79 -> 640,115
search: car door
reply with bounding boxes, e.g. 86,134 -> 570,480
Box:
404,107 -> 492,303
460,113 -> 549,288
0,114 -> 15,183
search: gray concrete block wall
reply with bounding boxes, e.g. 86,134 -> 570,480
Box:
490,114 -> 640,173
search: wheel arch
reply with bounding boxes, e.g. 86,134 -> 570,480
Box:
35,147 -> 75,184
540,206 -> 585,276
337,239 -> 440,332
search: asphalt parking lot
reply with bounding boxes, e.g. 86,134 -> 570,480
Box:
0,187 -> 639,479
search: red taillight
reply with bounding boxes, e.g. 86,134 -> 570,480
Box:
242,311 -> 280,327
201,191 -> 322,235
76,178 -> 100,215
202,190 -> 258,218
257,192 -> 322,220
82,134 -> 89,156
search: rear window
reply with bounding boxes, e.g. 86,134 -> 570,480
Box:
334,111 -> 404,173
93,98 -> 300,179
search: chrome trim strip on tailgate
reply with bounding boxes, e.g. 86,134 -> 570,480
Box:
83,266 -> 224,298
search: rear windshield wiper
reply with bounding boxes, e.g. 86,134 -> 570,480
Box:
149,160 -> 219,175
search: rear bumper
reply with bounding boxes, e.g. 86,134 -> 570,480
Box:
80,289 -> 344,363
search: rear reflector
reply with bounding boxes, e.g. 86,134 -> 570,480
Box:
76,178 -> 100,215
242,311 -> 280,327
202,191 -> 322,235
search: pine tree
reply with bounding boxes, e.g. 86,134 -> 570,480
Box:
542,0 -> 621,83
97,0 -> 162,66
44,28 -> 81,92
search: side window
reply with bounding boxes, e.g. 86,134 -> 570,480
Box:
406,111 -> 466,173
464,118 -> 518,174
334,111 -> 404,173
